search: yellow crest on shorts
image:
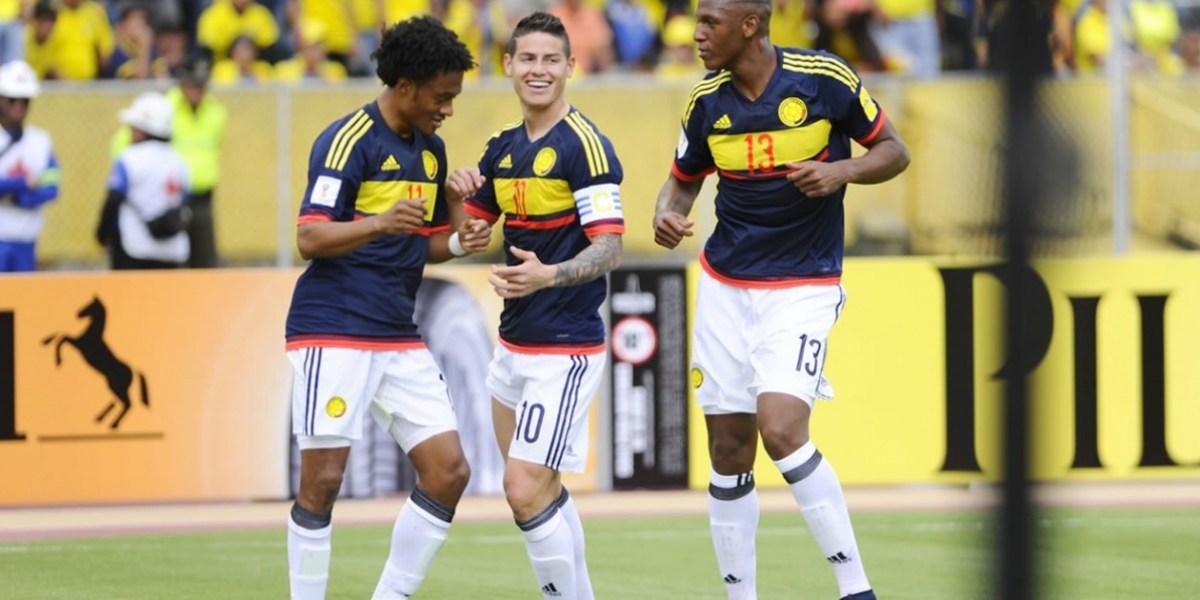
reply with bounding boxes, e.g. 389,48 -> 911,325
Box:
778,97 -> 808,127
690,367 -> 704,389
326,396 -> 347,418
533,147 -> 557,177
421,150 -> 438,180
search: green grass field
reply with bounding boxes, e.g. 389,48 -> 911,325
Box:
3,506 -> 1198,599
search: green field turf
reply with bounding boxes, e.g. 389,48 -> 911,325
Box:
3,506 -> 1198,599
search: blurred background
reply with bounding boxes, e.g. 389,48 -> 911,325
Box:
12,0 -> 1200,269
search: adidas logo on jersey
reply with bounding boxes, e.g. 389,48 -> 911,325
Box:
713,114 -> 732,129
381,155 -> 401,171
498,154 -> 513,169
541,582 -> 561,597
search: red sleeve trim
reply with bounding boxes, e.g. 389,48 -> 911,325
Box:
297,213 -> 333,225
464,199 -> 500,224
584,223 -> 625,236
671,161 -> 715,183
854,109 -> 888,146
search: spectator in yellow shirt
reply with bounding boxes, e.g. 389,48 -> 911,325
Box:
770,0 -> 815,50
1130,0 -> 1183,74
45,0 -> 112,80
655,14 -> 704,80
1076,0 -> 1183,75
198,0 -> 280,61
211,35 -> 274,85
25,0 -> 55,79
293,0 -> 356,67
443,0 -> 508,77
275,18 -> 348,84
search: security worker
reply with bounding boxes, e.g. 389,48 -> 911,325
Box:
0,60 -> 59,272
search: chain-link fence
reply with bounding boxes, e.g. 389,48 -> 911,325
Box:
25,75 -> 1198,270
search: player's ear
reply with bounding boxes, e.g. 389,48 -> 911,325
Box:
566,55 -> 576,78
503,54 -> 513,77
742,13 -> 760,39
395,77 -> 414,97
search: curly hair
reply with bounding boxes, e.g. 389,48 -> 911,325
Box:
507,11 -> 572,58
373,16 -> 476,87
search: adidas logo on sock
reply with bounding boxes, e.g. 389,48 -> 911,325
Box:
541,582 -> 561,597
713,114 -> 732,129
498,154 -> 513,169
381,155 -> 401,171
826,551 -> 852,564
724,574 -> 742,584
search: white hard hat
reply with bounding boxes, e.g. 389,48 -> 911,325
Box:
119,92 -> 174,138
0,60 -> 40,99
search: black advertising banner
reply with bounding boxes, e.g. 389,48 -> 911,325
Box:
609,266 -> 689,490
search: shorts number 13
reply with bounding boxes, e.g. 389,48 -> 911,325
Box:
796,333 -> 822,376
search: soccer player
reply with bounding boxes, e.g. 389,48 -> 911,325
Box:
283,17 -> 490,600
447,12 -> 624,600
652,0 -> 911,598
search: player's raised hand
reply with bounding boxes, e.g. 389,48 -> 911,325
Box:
376,198 -> 427,235
489,247 -> 555,299
446,167 -> 486,202
785,160 -> 850,198
653,211 -> 694,249
458,217 -> 492,254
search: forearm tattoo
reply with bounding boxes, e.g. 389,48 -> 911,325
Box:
553,234 -> 622,287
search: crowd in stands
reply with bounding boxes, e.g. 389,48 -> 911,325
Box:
5,0 -> 1200,85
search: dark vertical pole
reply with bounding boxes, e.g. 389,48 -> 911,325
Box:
998,0 -> 1044,596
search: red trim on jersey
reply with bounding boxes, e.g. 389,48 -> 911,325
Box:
671,162 -> 715,182
700,251 -> 841,289
855,109 -> 888,146
584,223 -> 625,236
286,335 -> 427,351
297,213 -> 333,225
419,223 -> 452,236
465,200 -> 500,223
501,338 -> 607,356
507,214 -> 577,229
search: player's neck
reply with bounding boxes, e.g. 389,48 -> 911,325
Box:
729,39 -> 777,102
377,89 -> 415,139
521,98 -> 571,142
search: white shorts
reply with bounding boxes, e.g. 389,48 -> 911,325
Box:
288,347 -> 458,453
691,269 -> 846,414
487,345 -> 606,473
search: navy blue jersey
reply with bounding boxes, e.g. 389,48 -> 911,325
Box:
673,47 -> 886,287
286,101 -> 450,349
465,109 -> 624,352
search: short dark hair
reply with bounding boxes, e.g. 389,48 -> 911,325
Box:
33,0 -> 56,19
507,11 -> 571,58
374,16 -> 476,87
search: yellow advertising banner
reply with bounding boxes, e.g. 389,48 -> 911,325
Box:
687,255 -> 1200,488
0,265 -> 599,506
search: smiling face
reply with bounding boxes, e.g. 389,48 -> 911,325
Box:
393,70 -> 465,136
504,31 -> 574,111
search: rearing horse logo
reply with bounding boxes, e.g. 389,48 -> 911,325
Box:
41,297 -> 150,429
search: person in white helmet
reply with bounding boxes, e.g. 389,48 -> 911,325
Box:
0,59 -> 60,272
95,91 -> 192,270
